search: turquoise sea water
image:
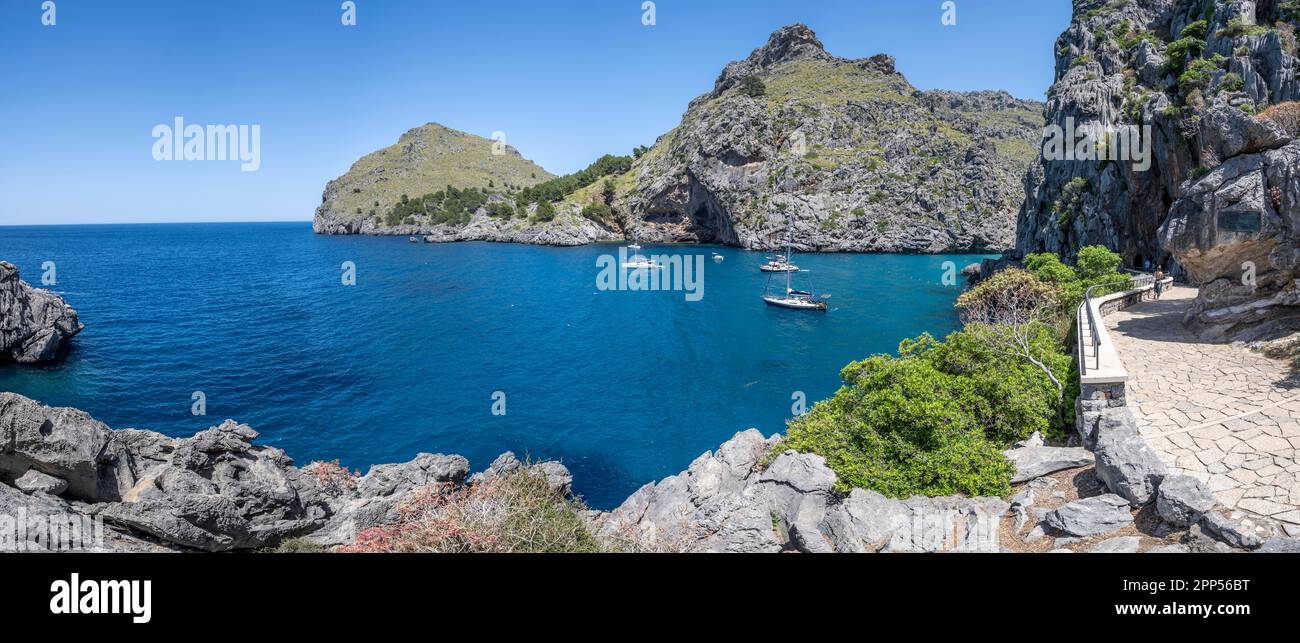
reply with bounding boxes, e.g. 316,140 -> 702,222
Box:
0,223 -> 996,508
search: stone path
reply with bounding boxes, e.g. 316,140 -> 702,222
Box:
1106,285 -> 1300,537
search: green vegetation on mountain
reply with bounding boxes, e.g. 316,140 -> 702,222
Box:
383,186 -> 491,227
515,154 -> 633,207
314,123 -> 553,233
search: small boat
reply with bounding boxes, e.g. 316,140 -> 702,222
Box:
761,214 -> 829,312
408,237 -> 419,243
759,254 -> 799,272
621,242 -> 661,270
712,253 -> 724,263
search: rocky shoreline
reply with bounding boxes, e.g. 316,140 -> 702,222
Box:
3,390 -> 1295,553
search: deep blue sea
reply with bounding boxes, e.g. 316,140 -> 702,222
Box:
0,222 -> 995,508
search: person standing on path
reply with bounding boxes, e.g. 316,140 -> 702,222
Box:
1153,266 -> 1166,300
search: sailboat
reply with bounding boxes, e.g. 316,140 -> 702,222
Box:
621,240 -> 660,270
762,215 -> 829,311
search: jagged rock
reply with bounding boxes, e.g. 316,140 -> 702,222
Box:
14,469 -> 68,495
1199,105 -> 1291,164
1015,0 -> 1300,277
1005,445 -> 1094,483
308,452 -> 470,547
95,420 -> 331,552
1093,407 -> 1166,504
1258,537 -> 1300,553
0,393 -> 135,501
599,429 -> 785,553
471,454 -> 573,497
1187,521 -> 1239,553
1199,511 -> 1263,549
1045,494 -> 1134,537
1089,536 -> 1142,553
1147,544 -> 1190,553
1156,475 -> 1217,527
0,393 -> 329,551
0,261 -> 84,363
1161,140 -> 1300,341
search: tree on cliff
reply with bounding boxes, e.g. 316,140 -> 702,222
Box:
956,269 -> 1068,415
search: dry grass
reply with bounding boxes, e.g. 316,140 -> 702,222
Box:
1257,102 -> 1300,137
336,468 -> 604,553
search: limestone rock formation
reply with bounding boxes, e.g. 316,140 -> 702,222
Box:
1161,135 -> 1300,340
1016,0 -> 1299,279
619,24 -> 1043,253
599,430 -> 1010,553
0,261 -> 83,364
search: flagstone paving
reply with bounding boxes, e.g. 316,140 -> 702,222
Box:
1105,286 -> 1300,537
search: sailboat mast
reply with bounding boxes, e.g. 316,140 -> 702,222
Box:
785,214 -> 793,293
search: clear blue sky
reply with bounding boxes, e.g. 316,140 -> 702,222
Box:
0,0 -> 1071,225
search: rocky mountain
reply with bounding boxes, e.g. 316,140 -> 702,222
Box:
0,262 -> 83,364
312,123 -> 556,235
313,24 -> 1044,253
616,24 -> 1043,253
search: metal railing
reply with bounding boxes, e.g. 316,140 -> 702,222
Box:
1079,274 -> 1156,375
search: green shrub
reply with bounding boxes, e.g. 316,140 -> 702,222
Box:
516,155 -> 632,207
580,202 -> 613,222
1220,72 -> 1244,92
487,201 -> 515,219
781,323 -> 1073,499
1164,36 -> 1205,75
739,75 -> 767,97
1179,58 -> 1221,95
1217,19 -> 1269,39
532,200 -> 556,222
1179,19 -> 1209,41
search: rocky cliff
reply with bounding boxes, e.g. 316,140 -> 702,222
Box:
1019,0 -> 1294,266
313,24 -> 1043,253
1014,0 -> 1300,342
613,24 -> 1044,253
0,262 -> 83,364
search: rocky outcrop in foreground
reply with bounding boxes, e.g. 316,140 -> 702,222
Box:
0,262 -> 83,363
3,392 -> 1295,553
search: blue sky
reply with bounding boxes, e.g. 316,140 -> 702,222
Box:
0,0 -> 1071,225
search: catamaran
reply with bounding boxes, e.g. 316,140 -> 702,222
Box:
761,215 -> 829,311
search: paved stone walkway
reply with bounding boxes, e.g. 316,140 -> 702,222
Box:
1106,286 -> 1300,537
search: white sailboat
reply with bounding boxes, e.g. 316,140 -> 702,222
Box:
621,241 -> 661,270
762,215 -> 829,312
